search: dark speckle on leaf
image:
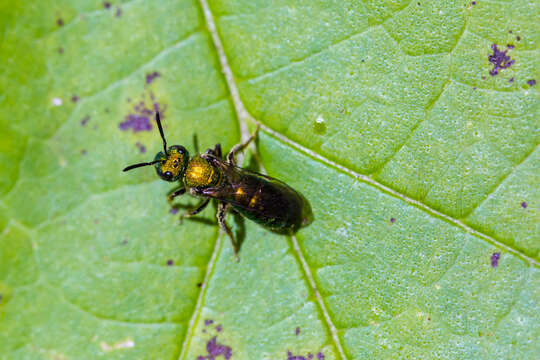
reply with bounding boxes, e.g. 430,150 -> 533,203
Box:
295,327 -> 300,335
216,324 -> 222,332
56,18 -> 64,27
146,71 -> 160,84
115,7 -> 122,17
71,95 -> 79,103
390,217 -> 396,223
507,44 -> 514,49
204,319 -> 214,326
58,47 -> 64,54
488,44 -> 515,76
81,149 -> 87,155
516,35 -> 521,41
80,115 -> 90,126
527,79 -> 536,87
508,77 -> 514,83
197,282 -> 203,287
491,252 -> 501,268
103,1 -> 111,9
521,201 -> 527,209
471,1 -> 476,5
167,259 -> 174,266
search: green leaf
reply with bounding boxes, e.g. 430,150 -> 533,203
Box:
1,0 -> 538,359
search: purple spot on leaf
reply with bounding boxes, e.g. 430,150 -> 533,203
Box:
170,207 -> 179,215
103,1 -> 111,9
71,95 -> 79,103
527,79 -> 536,87
295,327 -> 300,336
198,336 -> 232,360
521,201 -> 527,209
508,77 -> 514,83
216,325 -> 222,332
516,35 -> 521,41
57,18 -> 64,27
471,1 -> 476,5
146,71 -> 160,84
119,114 -> 152,132
135,142 -> 146,153
204,319 -> 214,326
120,90 -> 167,132
167,259 -> 174,266
80,115 -> 90,126
317,352 -> 325,360
491,252 -> 500,268
488,44 -> 515,76
308,354 -> 313,359
507,44 -> 514,49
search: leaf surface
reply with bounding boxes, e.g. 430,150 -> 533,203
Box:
1,0 -> 538,359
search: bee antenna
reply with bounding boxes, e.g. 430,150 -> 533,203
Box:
123,160 -> 161,172
155,111 -> 168,156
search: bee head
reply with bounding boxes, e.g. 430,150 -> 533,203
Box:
122,112 -> 189,182
153,145 -> 189,182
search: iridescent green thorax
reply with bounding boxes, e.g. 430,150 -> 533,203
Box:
154,145 -> 189,182
184,155 -> 221,188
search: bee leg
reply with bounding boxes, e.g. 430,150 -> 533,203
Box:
167,187 -> 186,203
179,198 -> 210,223
217,202 -> 240,262
226,125 -> 260,165
213,143 -> 222,158
205,143 -> 222,158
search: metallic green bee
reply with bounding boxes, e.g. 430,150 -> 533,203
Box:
123,112 -> 311,260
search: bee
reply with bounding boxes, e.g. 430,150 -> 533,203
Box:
123,112 -> 311,260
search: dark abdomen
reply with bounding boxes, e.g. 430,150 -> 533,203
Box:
227,173 -> 305,233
